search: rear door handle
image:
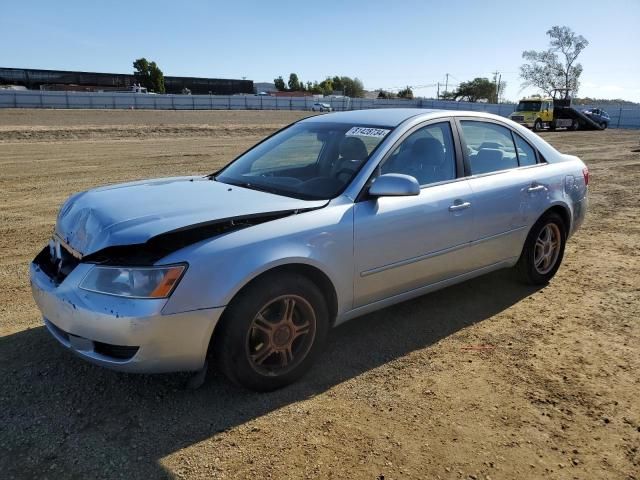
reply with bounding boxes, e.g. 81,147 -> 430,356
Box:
527,184 -> 546,193
449,201 -> 472,212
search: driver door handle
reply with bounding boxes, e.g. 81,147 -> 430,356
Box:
449,201 -> 472,212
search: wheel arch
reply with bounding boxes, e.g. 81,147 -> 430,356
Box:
534,203 -> 572,236
218,262 -> 339,328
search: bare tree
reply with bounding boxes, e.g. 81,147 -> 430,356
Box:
520,26 -> 589,98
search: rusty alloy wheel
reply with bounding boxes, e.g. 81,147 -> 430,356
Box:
245,294 -> 317,376
533,223 -> 561,275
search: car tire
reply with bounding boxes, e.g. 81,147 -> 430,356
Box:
213,272 -> 329,391
600,121 -> 607,130
515,212 -> 567,285
533,119 -> 543,132
570,120 -> 579,131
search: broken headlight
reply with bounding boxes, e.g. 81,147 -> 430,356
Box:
79,265 -> 186,299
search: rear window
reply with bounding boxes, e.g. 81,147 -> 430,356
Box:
514,134 -> 537,167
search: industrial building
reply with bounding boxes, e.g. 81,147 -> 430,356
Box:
0,67 -> 254,95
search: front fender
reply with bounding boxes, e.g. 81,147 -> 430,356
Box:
161,204 -> 354,316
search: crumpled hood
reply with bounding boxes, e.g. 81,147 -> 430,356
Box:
55,176 -> 327,256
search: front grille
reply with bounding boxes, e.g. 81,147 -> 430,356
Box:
33,242 -> 80,285
94,342 -> 139,360
511,115 -> 525,122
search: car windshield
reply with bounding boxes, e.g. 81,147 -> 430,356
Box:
516,101 -> 542,111
214,122 -> 392,200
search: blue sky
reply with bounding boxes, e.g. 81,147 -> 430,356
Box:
2,0 -> 639,101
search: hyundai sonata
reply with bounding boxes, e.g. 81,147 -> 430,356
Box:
30,109 -> 588,390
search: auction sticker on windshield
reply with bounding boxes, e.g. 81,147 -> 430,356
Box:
345,127 -> 390,138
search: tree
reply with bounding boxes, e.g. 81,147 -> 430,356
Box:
310,81 -> 323,94
342,77 -> 365,98
288,73 -> 301,91
331,76 -> 344,94
377,90 -> 394,99
133,58 -> 165,93
318,78 -> 333,96
397,86 -> 414,99
449,77 -> 496,102
520,26 -> 589,98
274,76 -> 286,91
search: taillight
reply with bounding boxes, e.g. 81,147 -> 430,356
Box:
582,167 -> 589,186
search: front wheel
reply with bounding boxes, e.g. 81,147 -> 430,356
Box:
600,121 -> 607,130
533,119 -> 543,132
516,212 -> 567,285
213,272 -> 329,391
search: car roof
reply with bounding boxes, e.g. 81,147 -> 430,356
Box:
300,108 -> 528,129
301,108 -> 442,127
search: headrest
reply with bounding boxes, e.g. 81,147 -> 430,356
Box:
339,137 -> 369,160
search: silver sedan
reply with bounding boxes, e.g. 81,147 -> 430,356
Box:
30,109 -> 588,391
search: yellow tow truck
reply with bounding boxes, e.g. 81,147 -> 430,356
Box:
509,95 -> 558,131
509,90 -> 603,132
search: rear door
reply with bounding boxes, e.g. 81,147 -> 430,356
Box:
353,120 -> 475,307
455,119 -> 534,269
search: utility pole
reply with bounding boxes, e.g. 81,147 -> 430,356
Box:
444,73 -> 449,97
492,70 -> 501,103
437,82 -> 440,100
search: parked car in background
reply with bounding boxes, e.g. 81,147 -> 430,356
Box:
31,109 -> 588,391
582,108 -> 610,129
312,102 -> 332,112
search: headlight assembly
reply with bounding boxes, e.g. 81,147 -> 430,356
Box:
79,265 -> 186,299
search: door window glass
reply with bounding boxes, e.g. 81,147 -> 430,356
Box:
381,122 -> 456,186
460,121 -> 518,175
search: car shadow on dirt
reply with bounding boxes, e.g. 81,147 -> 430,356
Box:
1,270 -> 540,479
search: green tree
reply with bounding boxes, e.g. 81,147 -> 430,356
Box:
274,76 -> 286,91
377,90 -> 394,99
318,78 -> 333,96
288,73 -> 301,91
133,58 -> 165,93
331,76 -> 344,94
309,81 -> 322,94
449,77 -> 496,102
397,86 -> 414,99
520,26 -> 589,97
341,77 -> 365,98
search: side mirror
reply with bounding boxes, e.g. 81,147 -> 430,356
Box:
369,173 -> 420,197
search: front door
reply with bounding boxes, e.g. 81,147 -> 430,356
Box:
353,121 -> 475,307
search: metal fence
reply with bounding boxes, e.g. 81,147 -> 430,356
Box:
1,89 -> 639,129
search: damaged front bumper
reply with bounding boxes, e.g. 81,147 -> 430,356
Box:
30,260 -> 224,373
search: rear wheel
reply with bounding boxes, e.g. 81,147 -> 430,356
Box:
213,272 -> 329,391
600,121 -> 607,130
516,212 -> 567,285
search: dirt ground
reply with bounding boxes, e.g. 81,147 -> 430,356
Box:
0,109 -> 638,480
